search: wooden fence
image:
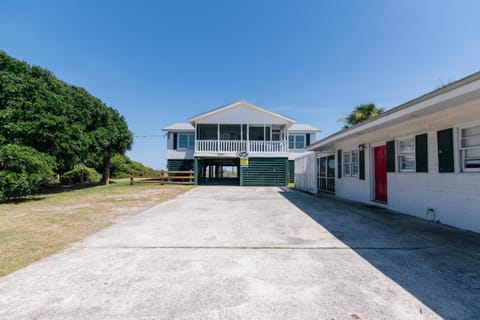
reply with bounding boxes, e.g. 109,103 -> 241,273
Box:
130,170 -> 194,185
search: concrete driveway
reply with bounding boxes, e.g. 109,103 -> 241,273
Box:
1,187 -> 479,319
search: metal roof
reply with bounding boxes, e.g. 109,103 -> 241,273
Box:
161,123 -> 194,132
288,124 -> 321,132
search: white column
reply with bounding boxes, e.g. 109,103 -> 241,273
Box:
247,124 -> 250,152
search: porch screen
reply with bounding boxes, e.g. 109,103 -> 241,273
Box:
249,127 -> 264,141
220,125 -> 241,140
197,124 -> 218,140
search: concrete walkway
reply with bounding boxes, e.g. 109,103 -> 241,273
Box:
1,187 -> 479,319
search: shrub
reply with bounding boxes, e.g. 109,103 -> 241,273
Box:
110,154 -> 155,178
60,165 -> 101,185
0,144 -> 55,200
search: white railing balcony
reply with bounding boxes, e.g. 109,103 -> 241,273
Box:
195,140 -> 288,154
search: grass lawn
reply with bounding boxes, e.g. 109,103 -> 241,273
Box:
0,180 -> 193,277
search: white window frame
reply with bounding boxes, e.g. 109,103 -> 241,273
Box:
459,123 -> 480,172
343,151 -> 351,176
177,133 -> 195,150
397,136 -> 415,172
351,150 -> 359,177
289,134 -> 306,150
343,150 -> 359,177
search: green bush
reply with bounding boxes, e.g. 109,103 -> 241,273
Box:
110,154 -> 155,179
60,165 -> 101,185
0,144 -> 55,200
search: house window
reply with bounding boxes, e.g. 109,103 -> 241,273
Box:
398,136 -> 415,172
343,151 -> 351,176
289,134 -> 305,149
343,150 -> 359,177
460,124 -> 480,171
178,134 -> 195,149
351,150 -> 359,176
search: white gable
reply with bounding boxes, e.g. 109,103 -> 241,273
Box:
190,101 -> 295,125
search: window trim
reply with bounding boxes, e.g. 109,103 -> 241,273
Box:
288,134 -> 306,150
343,150 -> 359,177
351,150 -> 359,177
459,122 -> 480,173
177,133 -> 195,150
397,135 -> 416,173
343,151 -> 351,176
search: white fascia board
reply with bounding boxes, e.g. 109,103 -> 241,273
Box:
188,100 -> 295,125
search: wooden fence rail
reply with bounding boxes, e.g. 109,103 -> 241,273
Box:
130,170 -> 194,185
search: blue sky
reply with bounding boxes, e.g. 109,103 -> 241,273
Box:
1,0 -> 479,169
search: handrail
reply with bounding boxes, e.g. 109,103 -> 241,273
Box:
195,140 -> 287,153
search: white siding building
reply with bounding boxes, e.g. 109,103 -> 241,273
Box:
305,71 -> 480,233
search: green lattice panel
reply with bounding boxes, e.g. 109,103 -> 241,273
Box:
241,158 -> 288,186
288,160 -> 295,183
167,159 -> 194,171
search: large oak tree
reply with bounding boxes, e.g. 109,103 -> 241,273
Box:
0,50 -> 133,184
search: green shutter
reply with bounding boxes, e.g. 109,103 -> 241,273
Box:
306,134 -> 310,146
173,133 -> 177,150
337,149 -> 342,178
437,128 -> 454,173
359,146 -> 366,180
415,133 -> 428,172
386,140 -> 395,172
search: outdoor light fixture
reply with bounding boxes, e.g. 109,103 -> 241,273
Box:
358,144 -> 366,151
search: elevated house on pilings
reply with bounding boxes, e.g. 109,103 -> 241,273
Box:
162,100 -> 320,186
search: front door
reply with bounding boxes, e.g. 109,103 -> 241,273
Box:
317,155 -> 335,193
374,145 -> 387,202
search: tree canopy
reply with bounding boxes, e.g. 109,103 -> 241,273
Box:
340,103 -> 385,128
0,50 -> 133,188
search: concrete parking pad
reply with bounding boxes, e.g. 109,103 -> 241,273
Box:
1,186 -> 479,319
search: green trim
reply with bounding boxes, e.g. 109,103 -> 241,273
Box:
167,159 -> 194,171
288,160 -> 295,183
194,157 -> 199,185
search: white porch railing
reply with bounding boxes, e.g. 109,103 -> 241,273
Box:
196,140 -> 288,153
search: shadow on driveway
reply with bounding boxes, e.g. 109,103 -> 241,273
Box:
279,188 -> 480,320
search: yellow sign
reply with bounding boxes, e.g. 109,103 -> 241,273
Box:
240,158 -> 249,167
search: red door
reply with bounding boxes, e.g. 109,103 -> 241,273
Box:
374,146 -> 388,202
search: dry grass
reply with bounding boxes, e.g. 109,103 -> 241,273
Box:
0,180 -> 193,277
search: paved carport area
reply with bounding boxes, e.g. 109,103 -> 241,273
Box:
1,187 -> 479,319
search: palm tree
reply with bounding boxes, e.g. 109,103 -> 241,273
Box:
340,103 -> 385,128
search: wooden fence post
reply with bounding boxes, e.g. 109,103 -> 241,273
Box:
160,170 -> 165,185
189,169 -> 193,184
130,170 -> 134,185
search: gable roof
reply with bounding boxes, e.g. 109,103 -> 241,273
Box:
308,70 -> 480,151
188,99 -> 295,124
288,124 -> 321,132
162,123 -> 194,132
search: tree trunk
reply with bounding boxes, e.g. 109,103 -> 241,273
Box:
103,154 -> 111,185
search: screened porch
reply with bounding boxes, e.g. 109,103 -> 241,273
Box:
195,124 -> 288,153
